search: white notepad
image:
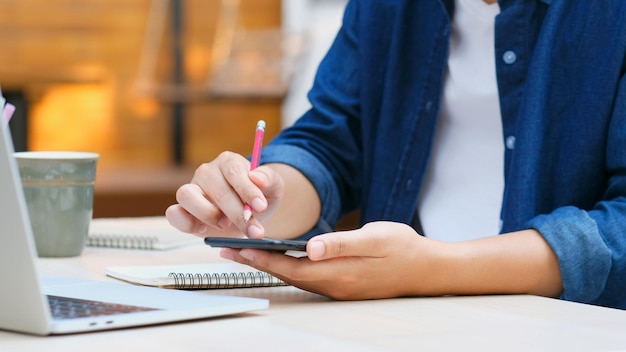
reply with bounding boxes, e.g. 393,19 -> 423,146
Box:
106,263 -> 286,289
88,216 -> 200,250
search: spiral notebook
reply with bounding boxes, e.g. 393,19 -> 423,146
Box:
88,216 -> 199,250
106,263 -> 286,290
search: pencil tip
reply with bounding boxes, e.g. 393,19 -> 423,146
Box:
243,209 -> 252,223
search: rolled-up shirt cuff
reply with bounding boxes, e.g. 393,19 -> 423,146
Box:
527,206 -> 612,303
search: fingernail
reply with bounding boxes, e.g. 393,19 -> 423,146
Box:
247,224 -> 264,239
251,169 -> 269,184
308,241 -> 325,259
251,197 -> 267,211
239,249 -> 255,261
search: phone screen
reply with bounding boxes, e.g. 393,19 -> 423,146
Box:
204,237 -> 308,252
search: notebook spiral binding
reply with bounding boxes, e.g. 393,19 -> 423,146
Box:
87,235 -> 159,249
168,271 -> 285,289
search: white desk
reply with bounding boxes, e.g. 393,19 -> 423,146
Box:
2,239 -> 626,351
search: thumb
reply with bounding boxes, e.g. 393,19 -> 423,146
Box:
307,226 -> 382,261
249,166 -> 284,204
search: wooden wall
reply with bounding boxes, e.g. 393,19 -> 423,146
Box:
0,0 -> 286,217
0,0 -> 284,169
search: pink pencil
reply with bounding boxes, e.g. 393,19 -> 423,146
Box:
243,120 -> 266,223
2,103 -> 15,125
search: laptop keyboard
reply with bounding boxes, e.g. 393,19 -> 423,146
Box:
47,295 -> 159,319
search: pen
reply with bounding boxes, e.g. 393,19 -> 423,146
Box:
243,120 -> 266,223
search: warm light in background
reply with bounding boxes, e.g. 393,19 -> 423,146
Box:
186,45 -> 212,84
131,96 -> 160,120
29,84 -> 114,153
1,0 -> 287,169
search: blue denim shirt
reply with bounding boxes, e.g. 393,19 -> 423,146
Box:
260,0 -> 626,309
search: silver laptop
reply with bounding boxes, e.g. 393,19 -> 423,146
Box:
0,121 -> 268,336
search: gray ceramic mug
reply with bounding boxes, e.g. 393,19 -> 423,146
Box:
14,151 -> 99,257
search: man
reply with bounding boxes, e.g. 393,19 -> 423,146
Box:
167,0 -> 626,308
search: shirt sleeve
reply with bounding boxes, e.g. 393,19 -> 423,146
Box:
528,73 -> 626,308
257,0 -> 364,238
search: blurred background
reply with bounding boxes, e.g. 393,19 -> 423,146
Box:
0,0 -> 347,218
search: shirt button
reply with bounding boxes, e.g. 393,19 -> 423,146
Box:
505,136 -> 516,150
425,101 -> 433,113
503,51 -> 517,64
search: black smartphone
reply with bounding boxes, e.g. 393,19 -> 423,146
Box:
204,237 -> 308,252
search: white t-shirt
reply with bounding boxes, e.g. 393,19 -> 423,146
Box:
417,0 -> 503,242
